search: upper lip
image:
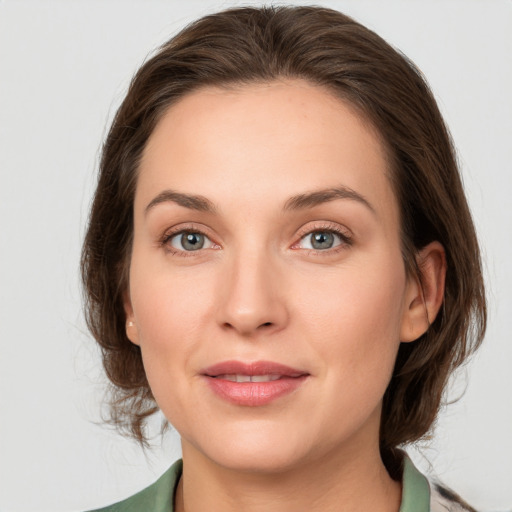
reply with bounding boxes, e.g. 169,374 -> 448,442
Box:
201,360 -> 309,378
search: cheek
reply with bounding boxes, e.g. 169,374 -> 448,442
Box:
293,260 -> 406,438
128,268 -> 209,427
127,252 -> 217,399
130,248 -> 214,340
296,254 -> 407,380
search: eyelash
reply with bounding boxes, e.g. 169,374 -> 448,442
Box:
159,222 -> 353,257
159,224 -> 218,257
293,223 -> 353,255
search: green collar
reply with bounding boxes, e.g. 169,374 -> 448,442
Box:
89,455 -> 430,511
88,460 -> 182,512
400,455 -> 430,511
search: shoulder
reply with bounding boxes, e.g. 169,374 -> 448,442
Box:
85,459 -> 182,512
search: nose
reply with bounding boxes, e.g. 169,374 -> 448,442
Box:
216,249 -> 289,337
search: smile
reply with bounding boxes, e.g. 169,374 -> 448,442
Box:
201,360 -> 309,406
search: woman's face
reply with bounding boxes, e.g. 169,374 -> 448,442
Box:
126,80 -> 420,472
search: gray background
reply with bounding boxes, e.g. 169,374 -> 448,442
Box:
1,1 -> 511,511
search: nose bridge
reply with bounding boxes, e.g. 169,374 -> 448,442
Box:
217,240 -> 288,336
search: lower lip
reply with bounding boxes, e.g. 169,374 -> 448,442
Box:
204,376 -> 308,406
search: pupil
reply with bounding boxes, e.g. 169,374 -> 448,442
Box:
182,232 -> 204,251
311,232 -> 334,250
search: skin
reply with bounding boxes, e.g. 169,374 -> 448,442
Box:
124,80 -> 445,512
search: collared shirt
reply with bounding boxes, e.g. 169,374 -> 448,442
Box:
88,456 -> 473,512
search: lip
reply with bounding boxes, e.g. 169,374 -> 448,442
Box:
201,360 -> 309,406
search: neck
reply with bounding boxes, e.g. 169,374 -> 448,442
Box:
175,439 -> 401,512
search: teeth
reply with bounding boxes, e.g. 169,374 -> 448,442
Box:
251,375 -> 281,382
216,374 -> 282,382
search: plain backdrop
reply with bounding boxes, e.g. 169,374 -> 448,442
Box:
1,1 -> 511,511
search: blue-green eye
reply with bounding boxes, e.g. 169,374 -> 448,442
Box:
299,231 -> 344,250
169,231 -> 214,251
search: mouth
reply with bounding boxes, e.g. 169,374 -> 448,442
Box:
201,360 -> 309,406
213,374 -> 283,382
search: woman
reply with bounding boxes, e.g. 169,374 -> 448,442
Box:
82,6 -> 486,511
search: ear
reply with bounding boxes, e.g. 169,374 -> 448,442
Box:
123,292 -> 140,346
400,241 -> 446,343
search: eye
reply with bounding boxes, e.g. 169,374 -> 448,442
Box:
297,230 -> 347,251
168,231 -> 215,252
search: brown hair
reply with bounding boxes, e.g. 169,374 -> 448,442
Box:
81,6 -> 486,459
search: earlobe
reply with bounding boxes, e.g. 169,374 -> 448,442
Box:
126,320 -> 140,346
400,241 -> 446,343
124,293 -> 140,346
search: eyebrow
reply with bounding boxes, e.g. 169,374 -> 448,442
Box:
284,186 -> 376,214
145,190 -> 216,215
145,185 -> 375,216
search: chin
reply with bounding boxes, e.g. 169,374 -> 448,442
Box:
210,447 -> 307,475
189,420 -> 314,474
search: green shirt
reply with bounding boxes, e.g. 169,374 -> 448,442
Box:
88,456 -> 430,512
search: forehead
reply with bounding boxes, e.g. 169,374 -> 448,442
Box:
137,80 -> 397,223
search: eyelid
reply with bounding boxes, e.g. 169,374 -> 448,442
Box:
159,223 -> 221,254
295,221 -> 352,240
291,221 -> 353,251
